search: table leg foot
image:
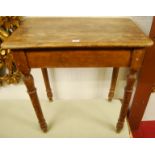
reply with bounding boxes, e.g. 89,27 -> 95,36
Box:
108,68 -> 119,102
40,121 -> 48,133
108,91 -> 114,102
41,68 -> 53,102
116,121 -> 124,133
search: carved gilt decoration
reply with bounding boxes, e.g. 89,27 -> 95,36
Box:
0,16 -> 22,85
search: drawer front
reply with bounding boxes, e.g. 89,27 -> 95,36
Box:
25,49 -> 131,68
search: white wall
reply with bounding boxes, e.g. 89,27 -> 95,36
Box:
0,16 -> 154,120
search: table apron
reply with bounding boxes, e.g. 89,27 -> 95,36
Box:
24,49 -> 131,68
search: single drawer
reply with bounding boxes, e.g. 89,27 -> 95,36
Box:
25,49 -> 131,68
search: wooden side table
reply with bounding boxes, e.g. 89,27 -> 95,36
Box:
1,17 -> 153,133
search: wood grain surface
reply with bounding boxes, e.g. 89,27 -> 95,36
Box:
1,17 -> 153,49
25,49 -> 131,67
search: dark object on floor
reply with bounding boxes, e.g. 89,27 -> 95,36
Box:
132,121 -> 155,138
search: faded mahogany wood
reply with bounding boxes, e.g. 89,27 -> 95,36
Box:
108,68 -> 119,101
13,51 -> 48,132
25,49 -> 131,67
1,17 -> 153,49
1,17 -> 153,133
41,68 -> 53,101
116,49 -> 145,132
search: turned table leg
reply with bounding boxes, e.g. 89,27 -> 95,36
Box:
24,74 -> 48,132
116,70 -> 136,132
116,49 -> 145,133
41,68 -> 53,101
13,51 -> 48,132
108,67 -> 119,101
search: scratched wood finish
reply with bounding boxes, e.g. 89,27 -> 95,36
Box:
1,17 -> 153,49
25,49 -> 131,68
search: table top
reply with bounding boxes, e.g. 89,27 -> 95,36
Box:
1,17 -> 153,49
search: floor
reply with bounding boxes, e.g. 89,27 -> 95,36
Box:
0,99 -> 130,138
